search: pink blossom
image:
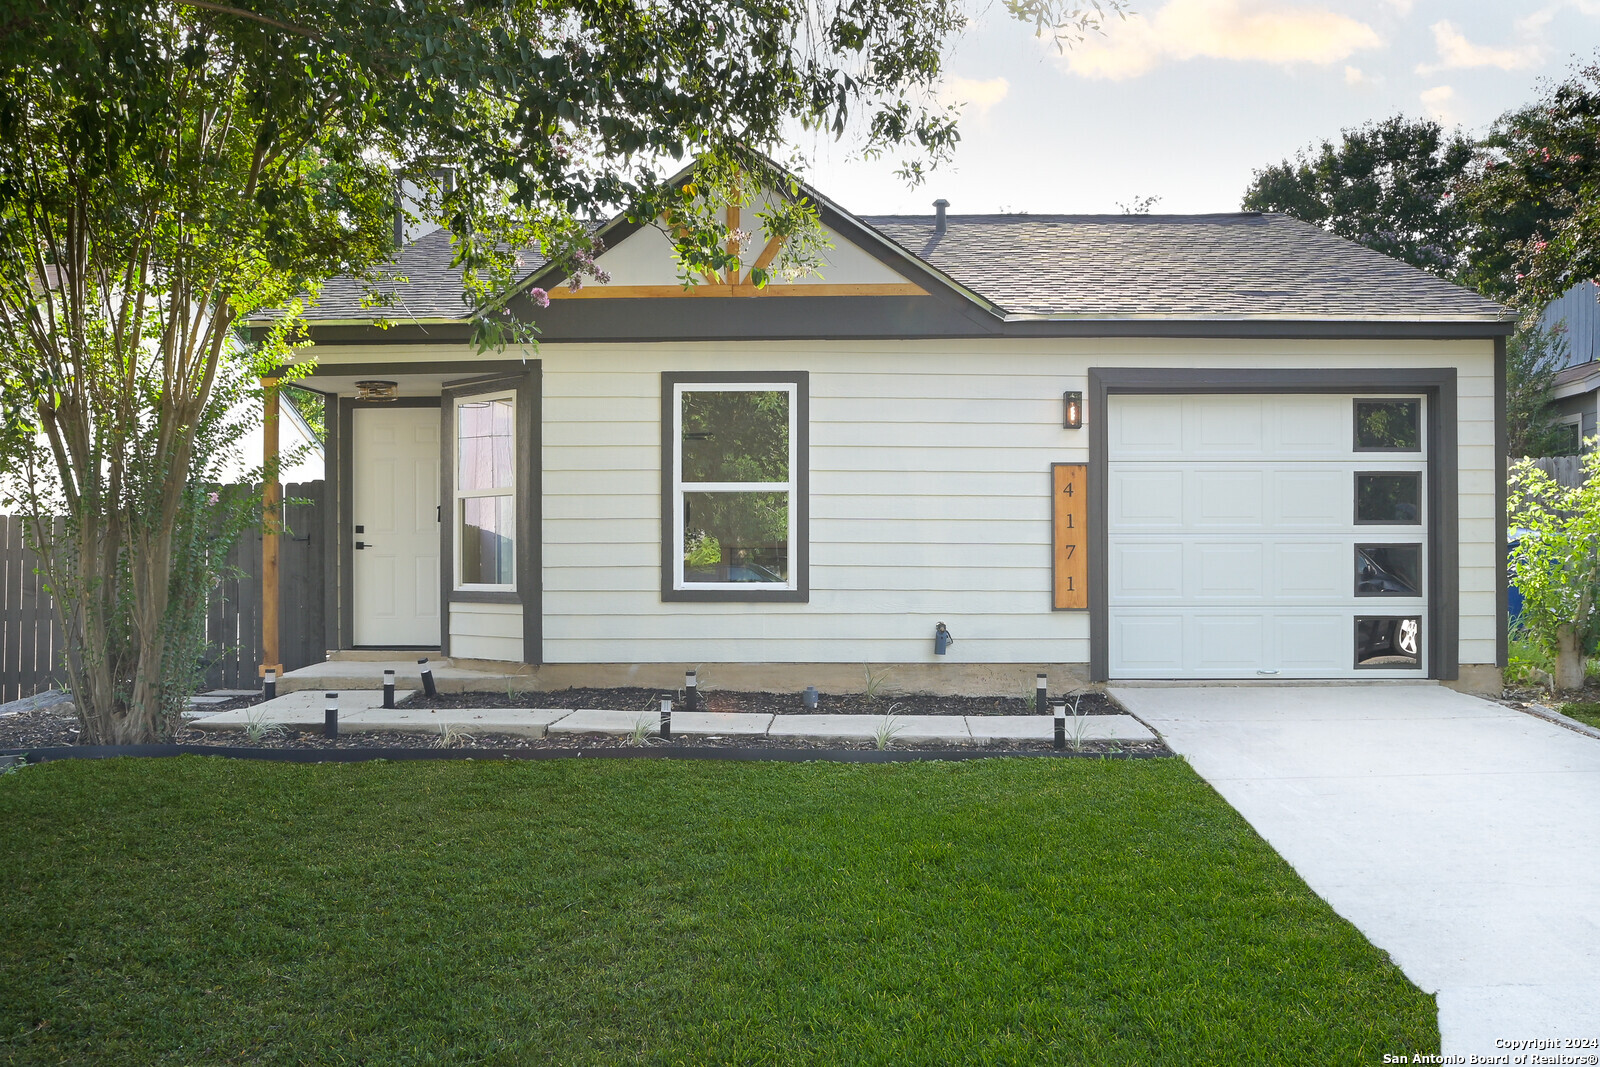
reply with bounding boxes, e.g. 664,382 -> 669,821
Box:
207,491 -> 219,505
528,287 -> 550,308
567,276 -> 583,293
1533,240 -> 1549,252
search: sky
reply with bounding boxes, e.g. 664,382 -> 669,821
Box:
797,0 -> 1600,216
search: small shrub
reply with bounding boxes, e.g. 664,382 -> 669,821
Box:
1506,624 -> 1556,686
1558,702 -> 1600,729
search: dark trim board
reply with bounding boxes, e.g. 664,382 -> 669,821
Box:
440,366 -> 543,663
660,371 -> 810,603
1495,336 -> 1509,670
1087,368 -> 1460,682
284,312 -> 1516,349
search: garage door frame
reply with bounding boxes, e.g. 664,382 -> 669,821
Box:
1087,367 -> 1458,682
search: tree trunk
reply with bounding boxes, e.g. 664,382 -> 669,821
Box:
1555,623 -> 1587,691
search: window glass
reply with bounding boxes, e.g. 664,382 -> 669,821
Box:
1354,399 -> 1421,451
458,398 -> 514,491
1355,544 -> 1422,596
1356,472 -> 1422,523
1356,616 -> 1422,669
682,491 -> 790,583
681,391 -> 788,483
460,496 -> 515,586
674,383 -> 796,591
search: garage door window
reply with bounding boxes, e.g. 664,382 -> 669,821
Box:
1355,472 -> 1422,524
1354,399 -> 1421,451
1355,544 -> 1422,597
1355,616 -> 1422,669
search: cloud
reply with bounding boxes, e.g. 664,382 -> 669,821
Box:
1344,65 -> 1367,85
942,76 -> 1011,117
1416,20 -> 1542,74
1381,0 -> 1415,13
1420,84 -> 1457,125
1060,0 -> 1382,81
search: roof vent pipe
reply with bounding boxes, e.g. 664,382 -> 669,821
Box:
934,199 -> 949,234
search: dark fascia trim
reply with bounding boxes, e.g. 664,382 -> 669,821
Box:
1495,335 -> 1509,670
440,366 -> 543,664
287,313 -> 1514,348
1087,367 -> 1459,683
660,371 -> 810,604
289,358 -> 535,378
336,397 -> 442,651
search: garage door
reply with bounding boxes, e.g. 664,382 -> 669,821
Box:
1107,393 -> 1428,679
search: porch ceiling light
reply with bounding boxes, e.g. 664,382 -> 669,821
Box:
355,379 -> 399,402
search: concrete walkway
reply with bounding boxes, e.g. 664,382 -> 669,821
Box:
194,696 -> 1155,745
1112,684 -> 1600,1058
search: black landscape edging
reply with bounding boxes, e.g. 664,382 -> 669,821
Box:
0,744 -> 1169,765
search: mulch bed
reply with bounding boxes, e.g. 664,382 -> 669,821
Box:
0,689 -> 1167,758
407,686 -> 1125,718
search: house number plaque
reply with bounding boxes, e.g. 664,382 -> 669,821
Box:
1052,463 -> 1087,610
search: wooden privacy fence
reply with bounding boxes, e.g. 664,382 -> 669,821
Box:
0,481 -> 325,703
1515,455 -> 1589,488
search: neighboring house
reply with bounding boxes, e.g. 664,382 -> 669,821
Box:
219,392 -> 324,485
1538,280 -> 1599,451
245,169 -> 1516,695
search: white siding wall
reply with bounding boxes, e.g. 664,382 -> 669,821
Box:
537,337 -> 1499,667
450,601 -> 523,662
312,336 -> 1498,670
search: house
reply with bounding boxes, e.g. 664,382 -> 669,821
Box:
245,171 -> 1516,695
1538,280 -> 1599,451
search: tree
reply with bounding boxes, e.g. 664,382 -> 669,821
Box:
1461,62 -> 1600,313
1507,450 -> 1600,690
1506,321 -> 1577,458
0,0 -> 1124,743
1242,116 -> 1477,282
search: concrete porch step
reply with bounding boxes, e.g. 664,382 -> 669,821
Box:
277,659 -> 532,694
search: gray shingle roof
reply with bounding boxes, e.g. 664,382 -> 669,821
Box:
268,209 -> 1511,325
286,227 -> 481,321
861,212 -> 1510,321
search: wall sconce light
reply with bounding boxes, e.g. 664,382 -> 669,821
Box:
1063,390 -> 1084,430
355,379 -> 399,402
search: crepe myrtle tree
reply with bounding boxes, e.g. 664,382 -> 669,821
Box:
1508,451 -> 1600,691
1464,59 -> 1600,313
0,0 -> 1125,743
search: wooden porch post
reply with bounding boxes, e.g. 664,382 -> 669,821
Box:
260,377 -> 283,679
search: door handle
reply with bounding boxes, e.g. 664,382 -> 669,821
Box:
355,541 -> 373,550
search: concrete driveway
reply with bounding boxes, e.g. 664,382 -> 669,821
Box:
1110,684 -> 1600,1058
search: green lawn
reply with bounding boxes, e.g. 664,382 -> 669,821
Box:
0,757 -> 1436,1064
1561,701 -> 1600,729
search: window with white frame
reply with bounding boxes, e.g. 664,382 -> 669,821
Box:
670,379 -> 799,593
455,393 -> 515,589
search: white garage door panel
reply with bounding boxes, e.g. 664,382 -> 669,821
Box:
1108,393 -> 1427,679
1193,543 -> 1264,598
1111,615 -> 1185,670
1273,543 -> 1349,599
1109,543 -> 1185,599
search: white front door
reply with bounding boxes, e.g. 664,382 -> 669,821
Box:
1106,393 -> 1428,679
353,406 -> 441,646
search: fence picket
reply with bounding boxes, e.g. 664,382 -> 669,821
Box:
1,480 -> 325,703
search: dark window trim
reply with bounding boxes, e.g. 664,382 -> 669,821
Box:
441,367 -> 543,663
1087,367 -> 1458,682
1353,616 -> 1425,671
1353,470 -> 1425,526
660,371 -> 810,603
1352,397 -> 1423,453
336,397 -> 443,652
1353,543 -> 1424,598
